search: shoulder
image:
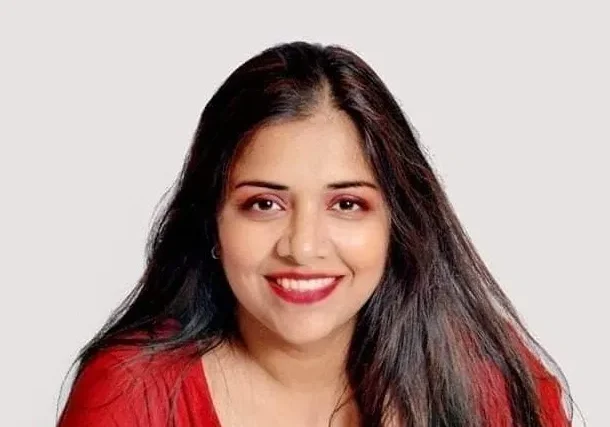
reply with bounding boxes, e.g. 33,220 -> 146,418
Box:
58,344 -> 162,426
58,321 -> 217,427
474,339 -> 570,426
520,343 -> 571,426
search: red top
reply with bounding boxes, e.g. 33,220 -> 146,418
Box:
58,327 -> 570,426
58,342 -> 222,426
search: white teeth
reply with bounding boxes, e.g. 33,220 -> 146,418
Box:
275,277 -> 337,291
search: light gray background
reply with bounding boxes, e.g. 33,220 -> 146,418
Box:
1,1 -> 606,426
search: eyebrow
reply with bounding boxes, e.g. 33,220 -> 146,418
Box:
233,180 -> 379,191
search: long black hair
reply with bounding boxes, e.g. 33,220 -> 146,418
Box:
58,41 -> 575,426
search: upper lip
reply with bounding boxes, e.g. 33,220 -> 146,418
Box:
266,271 -> 345,280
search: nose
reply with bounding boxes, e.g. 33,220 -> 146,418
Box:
276,202 -> 330,264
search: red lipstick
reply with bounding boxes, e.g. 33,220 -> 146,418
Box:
266,276 -> 343,304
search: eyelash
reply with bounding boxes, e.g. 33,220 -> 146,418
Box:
241,197 -> 369,214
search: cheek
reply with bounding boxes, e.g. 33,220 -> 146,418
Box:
217,211 -> 273,265
216,212 -> 276,295
333,221 -> 390,307
332,221 -> 389,271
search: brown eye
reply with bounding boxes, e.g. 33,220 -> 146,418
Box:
332,198 -> 367,212
244,198 -> 282,212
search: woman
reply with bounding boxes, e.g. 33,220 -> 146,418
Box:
58,41 -> 573,426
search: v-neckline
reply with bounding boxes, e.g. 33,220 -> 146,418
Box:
196,357 -> 223,426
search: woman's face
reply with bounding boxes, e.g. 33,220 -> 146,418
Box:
216,108 -> 391,347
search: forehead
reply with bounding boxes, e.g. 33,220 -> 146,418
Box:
229,110 -> 376,185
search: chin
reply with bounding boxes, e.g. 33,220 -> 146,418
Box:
277,328 -> 332,348
271,317 -> 354,350
237,303 -> 357,350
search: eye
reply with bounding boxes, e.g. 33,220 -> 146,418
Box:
243,198 -> 283,212
331,198 -> 367,212
241,197 -> 368,214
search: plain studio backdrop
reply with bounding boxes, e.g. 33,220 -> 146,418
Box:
0,1 -> 606,426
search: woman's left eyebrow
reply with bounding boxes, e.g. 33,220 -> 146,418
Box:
233,180 -> 379,191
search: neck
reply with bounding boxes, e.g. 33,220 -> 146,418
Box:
233,306 -> 355,396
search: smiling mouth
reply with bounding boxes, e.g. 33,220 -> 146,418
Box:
266,276 -> 343,304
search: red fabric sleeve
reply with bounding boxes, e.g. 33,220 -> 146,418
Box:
58,347 -> 172,426
58,344 -> 221,427
58,319 -> 221,427
525,347 -> 572,427
476,347 -> 571,426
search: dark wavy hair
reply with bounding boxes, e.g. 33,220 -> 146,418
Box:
58,41 -> 576,426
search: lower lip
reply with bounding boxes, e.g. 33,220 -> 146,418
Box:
267,277 -> 343,304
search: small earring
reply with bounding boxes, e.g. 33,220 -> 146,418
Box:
211,244 -> 220,260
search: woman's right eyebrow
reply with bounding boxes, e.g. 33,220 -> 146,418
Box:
234,180 -> 289,191
233,180 -> 379,191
